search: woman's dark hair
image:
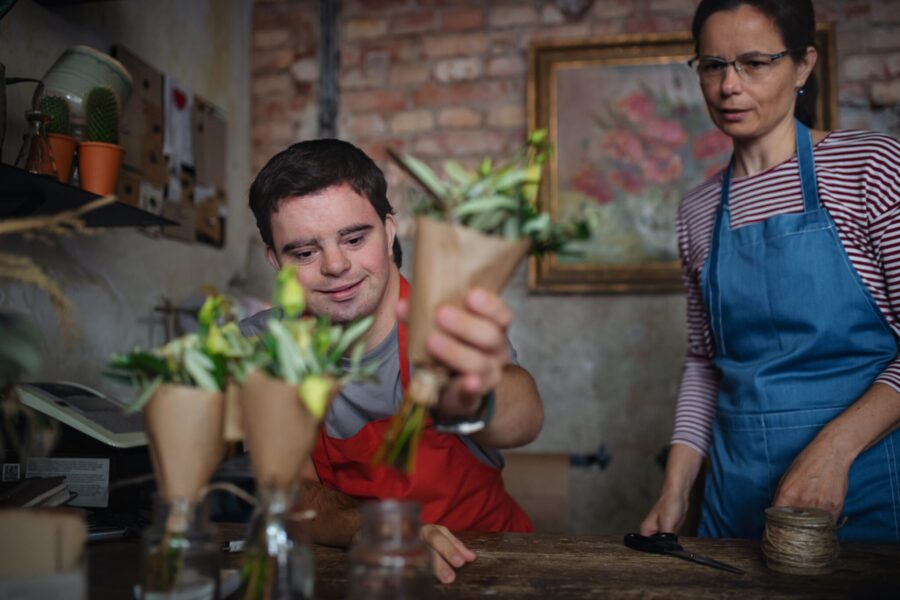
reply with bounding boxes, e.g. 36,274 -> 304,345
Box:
691,0 -> 818,127
249,138 -> 401,267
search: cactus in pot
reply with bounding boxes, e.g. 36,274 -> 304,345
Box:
78,86 -> 124,195
37,94 -> 77,183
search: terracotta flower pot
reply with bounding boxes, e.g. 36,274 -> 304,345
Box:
47,133 -> 77,184
78,141 -> 124,196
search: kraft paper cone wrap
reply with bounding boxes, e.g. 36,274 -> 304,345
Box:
143,384 -> 226,503
0,508 -> 86,578
408,217 -> 530,367
239,370 -> 319,491
223,382 -> 244,441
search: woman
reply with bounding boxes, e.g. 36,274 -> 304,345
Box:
642,0 -> 900,542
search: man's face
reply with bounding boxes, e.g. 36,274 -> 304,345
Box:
265,183 -> 396,324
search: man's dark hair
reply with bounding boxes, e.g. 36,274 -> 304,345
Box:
691,0 -> 818,128
249,138 -> 402,267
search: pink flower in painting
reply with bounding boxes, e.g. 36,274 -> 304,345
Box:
641,149 -> 683,184
610,169 -> 645,194
616,91 -> 655,123
692,129 -> 732,160
639,117 -> 688,149
572,168 -> 614,204
604,130 -> 645,165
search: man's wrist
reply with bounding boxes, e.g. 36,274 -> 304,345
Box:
432,390 -> 495,435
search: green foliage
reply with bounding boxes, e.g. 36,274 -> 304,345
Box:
84,86 -> 119,144
37,95 -> 70,136
390,129 -> 590,256
249,267 -> 376,418
105,295 -> 251,412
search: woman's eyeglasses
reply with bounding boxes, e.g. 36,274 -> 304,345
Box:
688,51 -> 793,83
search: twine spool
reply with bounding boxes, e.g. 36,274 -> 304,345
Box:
761,507 -> 840,575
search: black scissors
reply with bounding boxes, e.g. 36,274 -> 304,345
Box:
623,532 -> 745,575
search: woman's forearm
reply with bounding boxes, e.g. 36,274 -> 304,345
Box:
819,382 -> 900,465
662,443 -> 705,496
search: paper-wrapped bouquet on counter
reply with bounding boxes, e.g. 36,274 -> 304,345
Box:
375,130 -> 589,473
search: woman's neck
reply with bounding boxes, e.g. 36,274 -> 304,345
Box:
731,118 -> 797,179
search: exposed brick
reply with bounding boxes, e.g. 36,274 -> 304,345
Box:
871,79 -> 900,105
414,80 -> 513,107
540,4 -> 566,25
390,63 -> 431,85
490,33 -> 518,55
290,58 -> 319,82
489,4 -> 539,28
253,48 -> 296,74
253,28 -> 291,50
488,104 -> 525,128
252,95 -> 311,122
647,0 -> 696,13
590,0 -> 634,19
342,113 -> 388,139
423,33 -> 489,58
252,121 -> 294,144
253,73 -> 294,99
438,107 -> 482,129
487,55 -> 525,78
433,57 -> 484,82
440,7 -> 485,32
391,109 -> 435,134
344,0 -> 408,14
842,53 -> 900,82
344,17 -> 389,41
343,89 -> 408,112
392,12 -> 436,35
412,130 -> 508,158
360,39 -> 421,63
340,67 -> 388,90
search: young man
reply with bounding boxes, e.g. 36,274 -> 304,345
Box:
242,139 -> 544,584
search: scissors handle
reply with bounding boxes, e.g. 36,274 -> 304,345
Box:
623,532 -> 681,554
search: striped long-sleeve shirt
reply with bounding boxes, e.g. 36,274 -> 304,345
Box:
672,129 -> 900,455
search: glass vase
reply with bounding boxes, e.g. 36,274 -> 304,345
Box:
346,500 -> 432,600
15,110 -> 57,178
238,487 -> 314,600
140,497 -> 219,600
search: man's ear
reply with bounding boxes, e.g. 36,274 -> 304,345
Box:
385,214 -> 397,258
265,246 -> 281,271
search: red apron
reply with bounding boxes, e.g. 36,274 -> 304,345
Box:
311,277 -> 532,533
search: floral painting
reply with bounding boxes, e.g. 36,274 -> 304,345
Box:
528,31 -> 835,293
557,62 -> 731,266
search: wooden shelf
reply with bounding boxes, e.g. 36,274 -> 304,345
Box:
0,163 -> 176,228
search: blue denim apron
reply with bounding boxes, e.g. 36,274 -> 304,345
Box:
697,121 -> 900,542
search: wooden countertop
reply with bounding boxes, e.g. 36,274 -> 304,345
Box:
88,524 -> 899,599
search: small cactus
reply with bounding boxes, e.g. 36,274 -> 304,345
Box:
84,87 -> 119,144
37,95 -> 71,136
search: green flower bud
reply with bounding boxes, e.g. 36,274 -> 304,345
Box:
276,267 -> 305,318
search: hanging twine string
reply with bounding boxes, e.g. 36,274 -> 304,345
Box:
761,507 -> 842,575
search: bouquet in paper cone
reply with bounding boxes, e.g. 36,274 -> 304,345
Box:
105,295 -> 249,597
237,267 -> 375,600
375,131 -> 589,472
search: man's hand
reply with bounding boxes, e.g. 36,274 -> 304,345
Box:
421,524 -> 476,584
397,287 -> 512,418
771,433 -> 852,521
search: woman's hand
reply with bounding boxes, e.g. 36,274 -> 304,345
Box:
640,443 -> 704,535
421,524 -> 477,584
771,433 -> 852,521
640,487 -> 690,535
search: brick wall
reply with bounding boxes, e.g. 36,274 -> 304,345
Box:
251,0 -> 900,186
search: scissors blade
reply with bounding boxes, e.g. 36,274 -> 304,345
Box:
668,549 -> 746,575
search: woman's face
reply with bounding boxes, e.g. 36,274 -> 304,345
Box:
697,4 -> 816,142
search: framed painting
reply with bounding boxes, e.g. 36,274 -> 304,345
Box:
528,27 -> 837,293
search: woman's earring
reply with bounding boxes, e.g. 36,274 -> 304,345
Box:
798,88 -> 805,96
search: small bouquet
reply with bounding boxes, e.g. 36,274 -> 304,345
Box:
105,295 -> 246,596
374,130 -> 588,472
237,267 -> 376,600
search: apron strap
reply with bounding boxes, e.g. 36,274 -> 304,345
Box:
795,120 -> 821,213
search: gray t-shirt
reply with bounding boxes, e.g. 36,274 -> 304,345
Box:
240,309 -> 503,469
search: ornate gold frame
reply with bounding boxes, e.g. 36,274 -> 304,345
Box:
527,26 -> 838,294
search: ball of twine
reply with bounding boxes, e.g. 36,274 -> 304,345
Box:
761,507 -> 840,575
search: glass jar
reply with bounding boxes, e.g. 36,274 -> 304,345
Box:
346,500 -> 432,600
141,497 -> 219,600
15,110 -> 57,178
238,487 -> 314,600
